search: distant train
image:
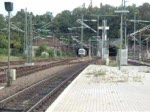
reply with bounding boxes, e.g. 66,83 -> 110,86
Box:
78,48 -> 87,56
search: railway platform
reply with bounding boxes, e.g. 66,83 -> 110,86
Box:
46,64 -> 150,112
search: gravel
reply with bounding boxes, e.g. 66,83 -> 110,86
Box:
0,64 -> 76,100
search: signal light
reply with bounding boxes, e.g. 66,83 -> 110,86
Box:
4,2 -> 13,12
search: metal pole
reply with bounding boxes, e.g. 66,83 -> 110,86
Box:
102,20 -> 104,60
119,13 -> 123,70
25,8 -> 27,54
68,34 -> 69,47
104,20 -> 107,53
55,34 -> 57,57
89,39 -> 91,58
122,0 -> 124,7
139,32 -> 142,60
97,16 -> 100,57
81,15 -> 84,48
134,13 -> 136,60
123,0 -> 126,47
147,39 -> 148,51
102,19 -> 107,61
7,11 -> 11,87
29,15 -> 33,63
24,25 -> 25,53
25,8 -> 28,60
53,33 -> 56,57
103,19 -> 106,60
124,16 -> 127,48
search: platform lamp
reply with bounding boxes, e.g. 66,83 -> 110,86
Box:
4,2 -> 13,87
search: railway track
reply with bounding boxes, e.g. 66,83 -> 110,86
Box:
0,58 -> 78,83
128,59 -> 150,67
109,56 -> 150,66
0,58 -> 63,67
0,58 -> 97,112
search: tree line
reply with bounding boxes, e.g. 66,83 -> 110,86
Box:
0,2 -> 150,56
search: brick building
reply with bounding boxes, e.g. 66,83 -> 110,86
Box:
32,37 -> 72,56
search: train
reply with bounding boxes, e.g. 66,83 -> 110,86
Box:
78,48 -> 87,56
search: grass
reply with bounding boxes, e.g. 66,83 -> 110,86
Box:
145,71 -> 150,73
0,55 -> 24,61
94,69 -> 106,77
109,60 -> 118,67
86,69 -> 106,78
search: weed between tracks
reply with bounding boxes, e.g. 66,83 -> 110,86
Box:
85,65 -> 148,83
0,56 -> 23,61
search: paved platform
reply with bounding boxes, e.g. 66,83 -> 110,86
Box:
46,65 -> 150,112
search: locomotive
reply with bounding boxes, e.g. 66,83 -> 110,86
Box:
78,48 -> 87,56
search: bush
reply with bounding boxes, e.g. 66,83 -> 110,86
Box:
41,52 -> 49,57
0,48 -> 7,55
35,42 -> 49,57
109,60 -> 118,67
36,48 -> 41,56
48,48 -> 54,57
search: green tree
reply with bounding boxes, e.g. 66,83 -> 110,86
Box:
36,42 -> 48,56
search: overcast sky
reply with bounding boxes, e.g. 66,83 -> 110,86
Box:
0,0 -> 149,16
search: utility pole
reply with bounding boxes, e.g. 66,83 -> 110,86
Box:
81,14 -> 84,48
139,32 -> 142,60
97,16 -> 100,57
103,20 -> 108,56
89,38 -> 91,58
124,0 -> 127,49
24,8 -> 27,53
90,0 -> 93,8
53,33 -> 57,57
27,16 -> 30,63
29,14 -> 33,63
25,8 -> 28,62
53,33 -> 55,57
25,14 -> 34,65
99,19 -> 109,61
93,14 -> 117,59
24,23 -> 25,53
114,0 -> 129,70
119,13 -> 123,70
146,38 -> 149,56
124,16 -> 127,48
134,13 -> 136,60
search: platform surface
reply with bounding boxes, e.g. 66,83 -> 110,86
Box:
46,65 -> 150,112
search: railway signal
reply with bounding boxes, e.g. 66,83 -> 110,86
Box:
4,2 -> 13,87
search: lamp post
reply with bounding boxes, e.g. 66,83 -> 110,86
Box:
4,2 -> 13,87
115,10 -> 129,70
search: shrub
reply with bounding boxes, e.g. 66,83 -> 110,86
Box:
0,48 -> 7,55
